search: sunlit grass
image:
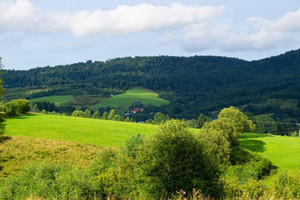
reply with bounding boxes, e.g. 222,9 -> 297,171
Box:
3,114 -> 156,146
90,87 -> 169,109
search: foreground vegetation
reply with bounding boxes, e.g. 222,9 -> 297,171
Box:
1,107 -> 299,199
0,136 -> 102,177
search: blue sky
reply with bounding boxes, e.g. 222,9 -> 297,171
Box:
0,0 -> 300,70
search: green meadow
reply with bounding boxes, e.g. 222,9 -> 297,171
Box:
240,133 -> 300,172
29,95 -> 73,105
90,87 -> 169,109
3,114 -> 156,147
2,114 -> 300,179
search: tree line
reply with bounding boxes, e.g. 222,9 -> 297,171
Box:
3,49 -> 300,122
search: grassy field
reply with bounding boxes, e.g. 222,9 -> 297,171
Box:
29,95 -> 73,105
3,114 -> 156,146
0,136 -> 102,177
240,133 -> 300,172
2,114 -> 299,178
90,87 -> 169,109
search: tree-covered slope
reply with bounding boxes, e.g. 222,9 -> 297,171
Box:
3,49 -> 300,120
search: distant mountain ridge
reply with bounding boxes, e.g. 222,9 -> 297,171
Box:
2,49 -> 300,121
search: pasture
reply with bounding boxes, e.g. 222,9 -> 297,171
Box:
3,114 -> 156,146
240,133 -> 300,172
90,87 -> 169,109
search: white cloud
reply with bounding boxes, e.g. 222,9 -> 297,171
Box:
1,0 -> 300,53
65,3 -> 225,37
0,0 -> 224,37
0,0 -> 60,33
183,7 -> 300,52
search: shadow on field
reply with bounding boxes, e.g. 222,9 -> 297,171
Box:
240,139 -> 266,153
240,133 -> 273,139
9,113 -> 37,120
0,117 -> 10,144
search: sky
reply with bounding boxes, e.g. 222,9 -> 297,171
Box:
0,0 -> 300,70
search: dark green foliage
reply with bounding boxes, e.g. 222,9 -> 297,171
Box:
197,113 -> 210,128
3,102 -> 17,116
122,134 -> 145,159
13,99 -> 30,114
202,118 -> 240,147
83,109 -> 92,118
152,112 -> 170,124
102,111 -> 108,120
3,50 -> 300,122
138,120 -> 222,198
3,99 -> 30,116
255,115 -> 277,134
223,147 -> 274,198
197,129 -> 231,165
32,104 -> 38,112
91,111 -> 101,119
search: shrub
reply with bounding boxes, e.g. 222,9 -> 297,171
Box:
201,118 -> 240,147
3,102 -> 17,117
13,99 -> 30,114
0,163 -> 95,200
218,106 -> 255,133
4,99 -> 30,116
71,110 -> 84,117
92,111 -> 101,119
197,129 -> 231,165
137,120 -> 222,198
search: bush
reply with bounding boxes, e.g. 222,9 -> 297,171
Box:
4,99 -> 30,116
3,102 -> 17,117
0,163 -> 95,200
218,106 -> 255,133
71,110 -> 84,117
13,99 -> 30,114
197,129 -> 231,165
137,120 -> 222,198
201,118 -> 240,147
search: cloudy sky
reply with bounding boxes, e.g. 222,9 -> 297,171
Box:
0,0 -> 300,70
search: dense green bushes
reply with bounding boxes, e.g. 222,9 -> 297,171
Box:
4,99 -> 30,116
0,164 -> 94,200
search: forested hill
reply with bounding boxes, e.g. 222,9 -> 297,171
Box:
2,49 -> 300,120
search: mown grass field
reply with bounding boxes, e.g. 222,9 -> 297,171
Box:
90,87 -> 169,109
3,114 -> 156,146
29,95 -> 73,105
240,133 -> 300,173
